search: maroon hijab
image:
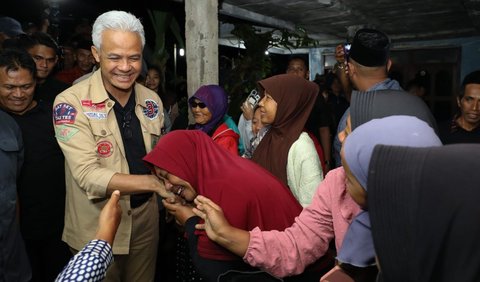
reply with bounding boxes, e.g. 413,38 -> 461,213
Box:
143,130 -> 302,260
252,74 -> 318,185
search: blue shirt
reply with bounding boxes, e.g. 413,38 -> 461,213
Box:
333,79 -> 403,167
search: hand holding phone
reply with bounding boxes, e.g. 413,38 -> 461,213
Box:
246,89 -> 261,108
343,43 -> 351,62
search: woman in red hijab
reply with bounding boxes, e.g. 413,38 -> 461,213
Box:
143,130 -> 302,281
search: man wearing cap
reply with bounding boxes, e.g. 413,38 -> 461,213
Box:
0,16 -> 25,38
0,16 -> 25,48
332,28 -> 402,167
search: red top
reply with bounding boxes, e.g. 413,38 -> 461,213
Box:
55,66 -> 88,85
211,122 -> 240,155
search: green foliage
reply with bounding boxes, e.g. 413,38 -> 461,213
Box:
222,23 -> 318,120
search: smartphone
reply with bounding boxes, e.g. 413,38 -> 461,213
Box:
344,43 -> 352,61
247,89 -> 261,108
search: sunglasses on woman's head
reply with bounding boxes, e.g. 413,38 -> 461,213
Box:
190,101 -> 207,109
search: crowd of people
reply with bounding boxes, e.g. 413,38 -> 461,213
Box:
0,7 -> 479,282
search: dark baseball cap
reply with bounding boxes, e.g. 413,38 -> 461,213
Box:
0,17 -> 25,37
349,28 -> 390,67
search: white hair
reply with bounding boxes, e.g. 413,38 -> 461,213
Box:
91,10 -> 145,49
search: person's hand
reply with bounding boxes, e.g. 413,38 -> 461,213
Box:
149,174 -> 176,199
240,101 -> 254,121
335,44 -> 345,64
334,44 -> 350,75
40,18 -> 50,33
95,190 -> 122,245
193,195 -> 231,242
162,198 -> 195,226
193,195 -> 250,256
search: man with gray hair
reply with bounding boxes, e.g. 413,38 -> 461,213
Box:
53,10 -> 165,281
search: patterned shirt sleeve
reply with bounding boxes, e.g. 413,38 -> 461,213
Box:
55,239 -> 113,282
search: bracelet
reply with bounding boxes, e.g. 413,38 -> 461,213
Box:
333,62 -> 345,70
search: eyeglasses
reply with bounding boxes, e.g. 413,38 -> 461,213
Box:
189,101 -> 207,109
122,110 -> 132,139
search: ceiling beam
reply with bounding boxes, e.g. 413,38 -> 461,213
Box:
219,2 -> 296,30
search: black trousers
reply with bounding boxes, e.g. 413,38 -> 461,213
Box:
24,237 -> 72,282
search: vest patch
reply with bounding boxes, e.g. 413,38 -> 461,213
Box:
143,99 -> 159,120
55,125 -> 79,142
84,112 -> 107,120
96,140 -> 113,158
53,103 -> 77,125
81,100 -> 106,110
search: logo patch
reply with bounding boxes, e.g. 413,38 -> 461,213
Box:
53,103 -> 77,125
143,99 -> 159,120
81,100 -> 106,110
84,112 -> 107,120
55,125 -> 79,142
96,140 -> 113,158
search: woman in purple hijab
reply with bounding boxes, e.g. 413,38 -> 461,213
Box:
188,85 -> 242,155
337,115 -> 442,278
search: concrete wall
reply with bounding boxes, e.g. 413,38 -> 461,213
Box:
185,0 -> 219,98
461,39 -> 480,81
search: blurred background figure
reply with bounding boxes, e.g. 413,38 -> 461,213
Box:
14,31 -> 69,102
438,69 -> 480,144
406,69 -> 430,99
55,39 -> 95,85
0,16 -> 25,48
0,16 -> 25,38
144,64 -> 179,133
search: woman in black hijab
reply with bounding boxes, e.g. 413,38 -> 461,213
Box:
368,144 -> 480,282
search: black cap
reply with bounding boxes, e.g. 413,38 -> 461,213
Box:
349,28 -> 390,67
0,17 -> 25,38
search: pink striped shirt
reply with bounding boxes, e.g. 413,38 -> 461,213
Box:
244,167 -> 361,277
